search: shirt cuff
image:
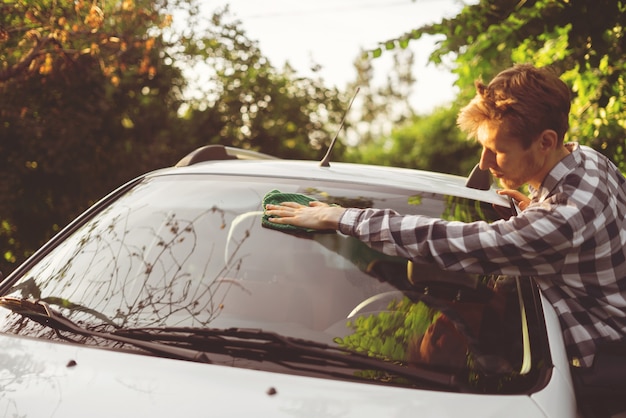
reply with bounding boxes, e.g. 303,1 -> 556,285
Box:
338,208 -> 363,235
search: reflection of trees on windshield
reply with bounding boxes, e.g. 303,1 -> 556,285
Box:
300,187 -> 373,209
407,195 -> 422,206
334,297 -> 436,362
2,202 -> 248,333
442,195 -> 498,223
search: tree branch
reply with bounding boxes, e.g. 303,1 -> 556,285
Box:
0,35 -> 54,83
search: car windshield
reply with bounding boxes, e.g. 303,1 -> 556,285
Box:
0,173 -> 547,393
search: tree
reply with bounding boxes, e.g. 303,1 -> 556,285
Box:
345,106 -> 480,176
372,0 -> 626,170
344,48 -> 416,146
0,0 -> 177,85
0,0 -> 185,273
0,2 -> 348,275
173,8 -> 348,161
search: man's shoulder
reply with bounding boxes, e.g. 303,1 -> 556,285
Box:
564,142 -> 619,175
566,142 -> 599,162
558,143 -> 625,205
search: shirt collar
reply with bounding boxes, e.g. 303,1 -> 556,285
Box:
529,142 -> 580,201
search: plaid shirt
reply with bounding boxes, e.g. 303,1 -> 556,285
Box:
338,143 -> 626,368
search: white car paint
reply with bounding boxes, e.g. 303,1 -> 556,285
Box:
0,330 -> 572,418
172,159 -> 510,207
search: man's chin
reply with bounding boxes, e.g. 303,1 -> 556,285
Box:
498,178 -> 522,190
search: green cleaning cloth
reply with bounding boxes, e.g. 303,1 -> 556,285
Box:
262,189 -> 331,233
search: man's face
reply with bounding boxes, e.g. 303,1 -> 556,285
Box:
476,123 -> 544,190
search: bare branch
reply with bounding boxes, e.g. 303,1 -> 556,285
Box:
0,35 -> 54,83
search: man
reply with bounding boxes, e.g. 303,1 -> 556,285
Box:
265,64 -> 626,414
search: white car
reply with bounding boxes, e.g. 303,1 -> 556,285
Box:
0,145 -> 590,417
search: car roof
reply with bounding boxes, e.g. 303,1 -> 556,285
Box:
152,157 -> 509,207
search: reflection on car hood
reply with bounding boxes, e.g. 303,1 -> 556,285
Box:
0,334 -> 552,418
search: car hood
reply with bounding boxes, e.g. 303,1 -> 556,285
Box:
0,334 -> 564,418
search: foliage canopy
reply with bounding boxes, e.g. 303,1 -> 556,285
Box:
0,0 -> 345,274
373,0 -> 626,170
1,0 -> 624,275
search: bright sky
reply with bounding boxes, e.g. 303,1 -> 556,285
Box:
206,0 -> 469,114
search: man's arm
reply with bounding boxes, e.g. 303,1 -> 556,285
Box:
265,197 -> 578,278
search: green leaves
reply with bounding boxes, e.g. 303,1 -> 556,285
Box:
0,2 -> 347,275
367,0 -> 626,171
335,297 -> 436,362
0,0 -> 170,85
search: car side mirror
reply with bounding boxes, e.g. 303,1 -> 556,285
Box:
465,164 -> 492,190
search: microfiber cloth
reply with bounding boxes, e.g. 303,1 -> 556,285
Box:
262,189 -> 331,233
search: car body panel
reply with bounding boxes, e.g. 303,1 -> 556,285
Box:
531,294 -> 579,417
0,333 -> 556,418
168,159 -> 510,206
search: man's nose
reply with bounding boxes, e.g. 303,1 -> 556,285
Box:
479,148 -> 495,171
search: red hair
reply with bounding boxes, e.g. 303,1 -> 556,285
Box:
457,64 -> 571,149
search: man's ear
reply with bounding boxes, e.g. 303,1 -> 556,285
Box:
538,129 -> 558,151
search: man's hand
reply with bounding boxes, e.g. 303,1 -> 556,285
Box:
264,201 -> 346,230
497,189 -> 530,211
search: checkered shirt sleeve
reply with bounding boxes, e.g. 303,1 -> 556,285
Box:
338,144 -> 626,368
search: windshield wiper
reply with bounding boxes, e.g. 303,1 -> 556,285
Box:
113,326 -> 464,390
0,297 -> 463,390
0,297 -> 212,364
